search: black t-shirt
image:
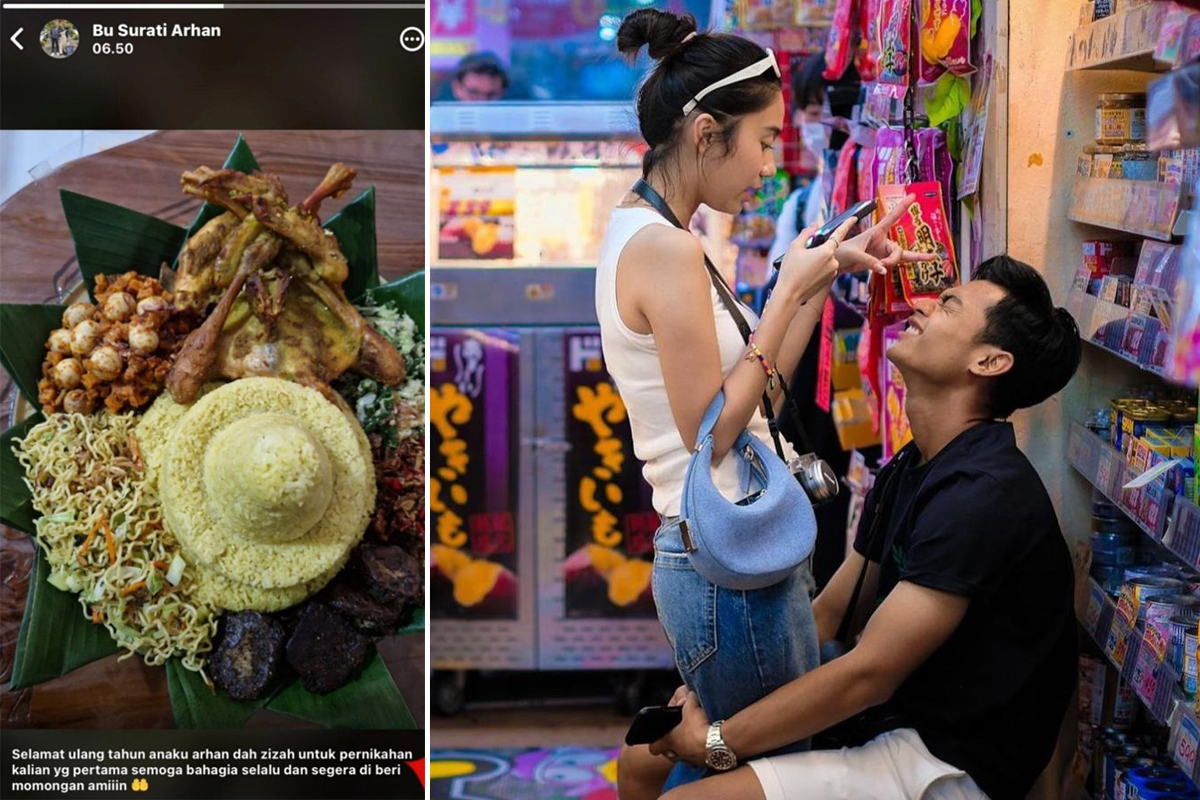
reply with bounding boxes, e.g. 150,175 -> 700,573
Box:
852,421 -> 1077,800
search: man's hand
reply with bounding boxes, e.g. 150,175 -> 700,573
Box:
649,690 -> 710,767
835,193 -> 939,275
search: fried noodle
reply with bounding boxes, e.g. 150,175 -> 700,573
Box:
14,412 -> 217,676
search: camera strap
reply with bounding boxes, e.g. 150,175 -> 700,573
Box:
632,179 -> 816,458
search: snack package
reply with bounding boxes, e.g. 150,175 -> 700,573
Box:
857,144 -> 878,205
831,140 -> 860,216
919,0 -> 974,84
870,182 -> 960,316
873,126 -> 913,192
824,0 -> 859,80
857,0 -> 883,81
878,0 -> 914,85
915,127 -> 953,215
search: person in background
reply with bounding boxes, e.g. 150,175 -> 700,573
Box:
767,53 -> 866,592
440,52 -> 510,101
49,23 -> 60,55
767,54 -> 859,260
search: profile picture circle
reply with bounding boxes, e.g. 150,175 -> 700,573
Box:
40,19 -> 80,59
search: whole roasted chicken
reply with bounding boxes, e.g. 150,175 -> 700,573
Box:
166,164 -> 405,404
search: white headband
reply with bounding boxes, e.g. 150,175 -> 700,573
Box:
682,48 -> 780,116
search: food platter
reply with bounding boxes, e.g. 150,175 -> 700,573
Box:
0,135 -> 426,729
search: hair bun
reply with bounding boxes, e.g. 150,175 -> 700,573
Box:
617,8 -> 698,61
1053,307 -> 1079,340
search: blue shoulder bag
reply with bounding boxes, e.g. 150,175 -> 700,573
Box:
679,391 -> 817,590
631,179 -> 819,591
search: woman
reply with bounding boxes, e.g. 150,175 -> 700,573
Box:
598,9 -> 921,796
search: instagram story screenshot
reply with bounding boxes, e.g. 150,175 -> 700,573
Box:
0,1 -> 428,799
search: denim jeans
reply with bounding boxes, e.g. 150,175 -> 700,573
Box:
652,516 -> 820,790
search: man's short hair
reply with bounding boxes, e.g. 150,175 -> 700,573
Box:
455,52 -> 509,89
973,255 -> 1082,418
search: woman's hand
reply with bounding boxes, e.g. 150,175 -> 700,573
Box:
834,193 -> 939,275
649,691 -> 711,767
776,215 -> 858,304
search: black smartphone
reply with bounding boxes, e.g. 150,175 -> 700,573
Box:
771,199 -> 878,271
624,704 -> 684,746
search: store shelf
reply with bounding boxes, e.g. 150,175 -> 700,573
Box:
1080,579 -> 1179,724
1066,2 -> 1173,72
1068,177 -> 1184,241
1068,423 -> 1200,569
1078,578 -> 1200,784
1176,209 -> 1196,239
431,101 -> 640,139
1066,289 -> 1169,379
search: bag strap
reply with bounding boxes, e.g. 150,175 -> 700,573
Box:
833,447 -> 910,644
631,179 -> 817,458
696,391 -> 725,444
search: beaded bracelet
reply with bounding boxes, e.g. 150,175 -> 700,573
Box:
745,333 -> 777,391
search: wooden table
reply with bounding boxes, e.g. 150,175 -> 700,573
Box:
0,130 -> 426,728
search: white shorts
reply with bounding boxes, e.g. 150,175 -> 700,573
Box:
747,728 -> 991,800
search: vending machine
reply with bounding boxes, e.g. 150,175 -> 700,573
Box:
430,102 -> 682,691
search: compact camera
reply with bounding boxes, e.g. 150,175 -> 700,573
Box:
789,453 -> 840,506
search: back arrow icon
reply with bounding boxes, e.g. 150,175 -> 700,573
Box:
11,27 -> 23,50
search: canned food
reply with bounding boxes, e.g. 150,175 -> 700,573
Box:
1146,595 -> 1200,624
1109,753 -> 1147,799
1124,763 -> 1182,800
1136,780 -> 1200,799
1096,93 -> 1147,146
1131,578 -> 1190,615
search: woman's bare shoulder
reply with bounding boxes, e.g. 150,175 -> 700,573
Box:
621,223 -> 706,280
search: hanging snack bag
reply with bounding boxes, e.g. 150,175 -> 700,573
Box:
878,0 -> 913,85
824,0 -> 859,80
831,140 -> 860,215
871,181 -> 960,315
857,0 -> 883,81
873,126 -> 912,192
915,127 -> 954,214
857,144 -> 878,205
919,0 -> 974,83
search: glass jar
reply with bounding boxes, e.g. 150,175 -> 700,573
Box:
1096,93 -> 1147,146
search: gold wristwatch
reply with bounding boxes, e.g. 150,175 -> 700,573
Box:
705,720 -> 737,771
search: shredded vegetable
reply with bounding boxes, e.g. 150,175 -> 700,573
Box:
335,299 -> 424,449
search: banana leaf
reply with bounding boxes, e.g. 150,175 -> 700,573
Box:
366,271 -> 426,332
398,607 -> 425,636
166,659 -> 277,729
1,412 -> 44,536
62,191 -> 189,303
328,188 -> 379,303
267,649 -> 417,730
0,304 -> 66,408
10,548 -> 120,690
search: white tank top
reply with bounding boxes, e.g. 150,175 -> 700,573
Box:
595,205 -> 798,517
